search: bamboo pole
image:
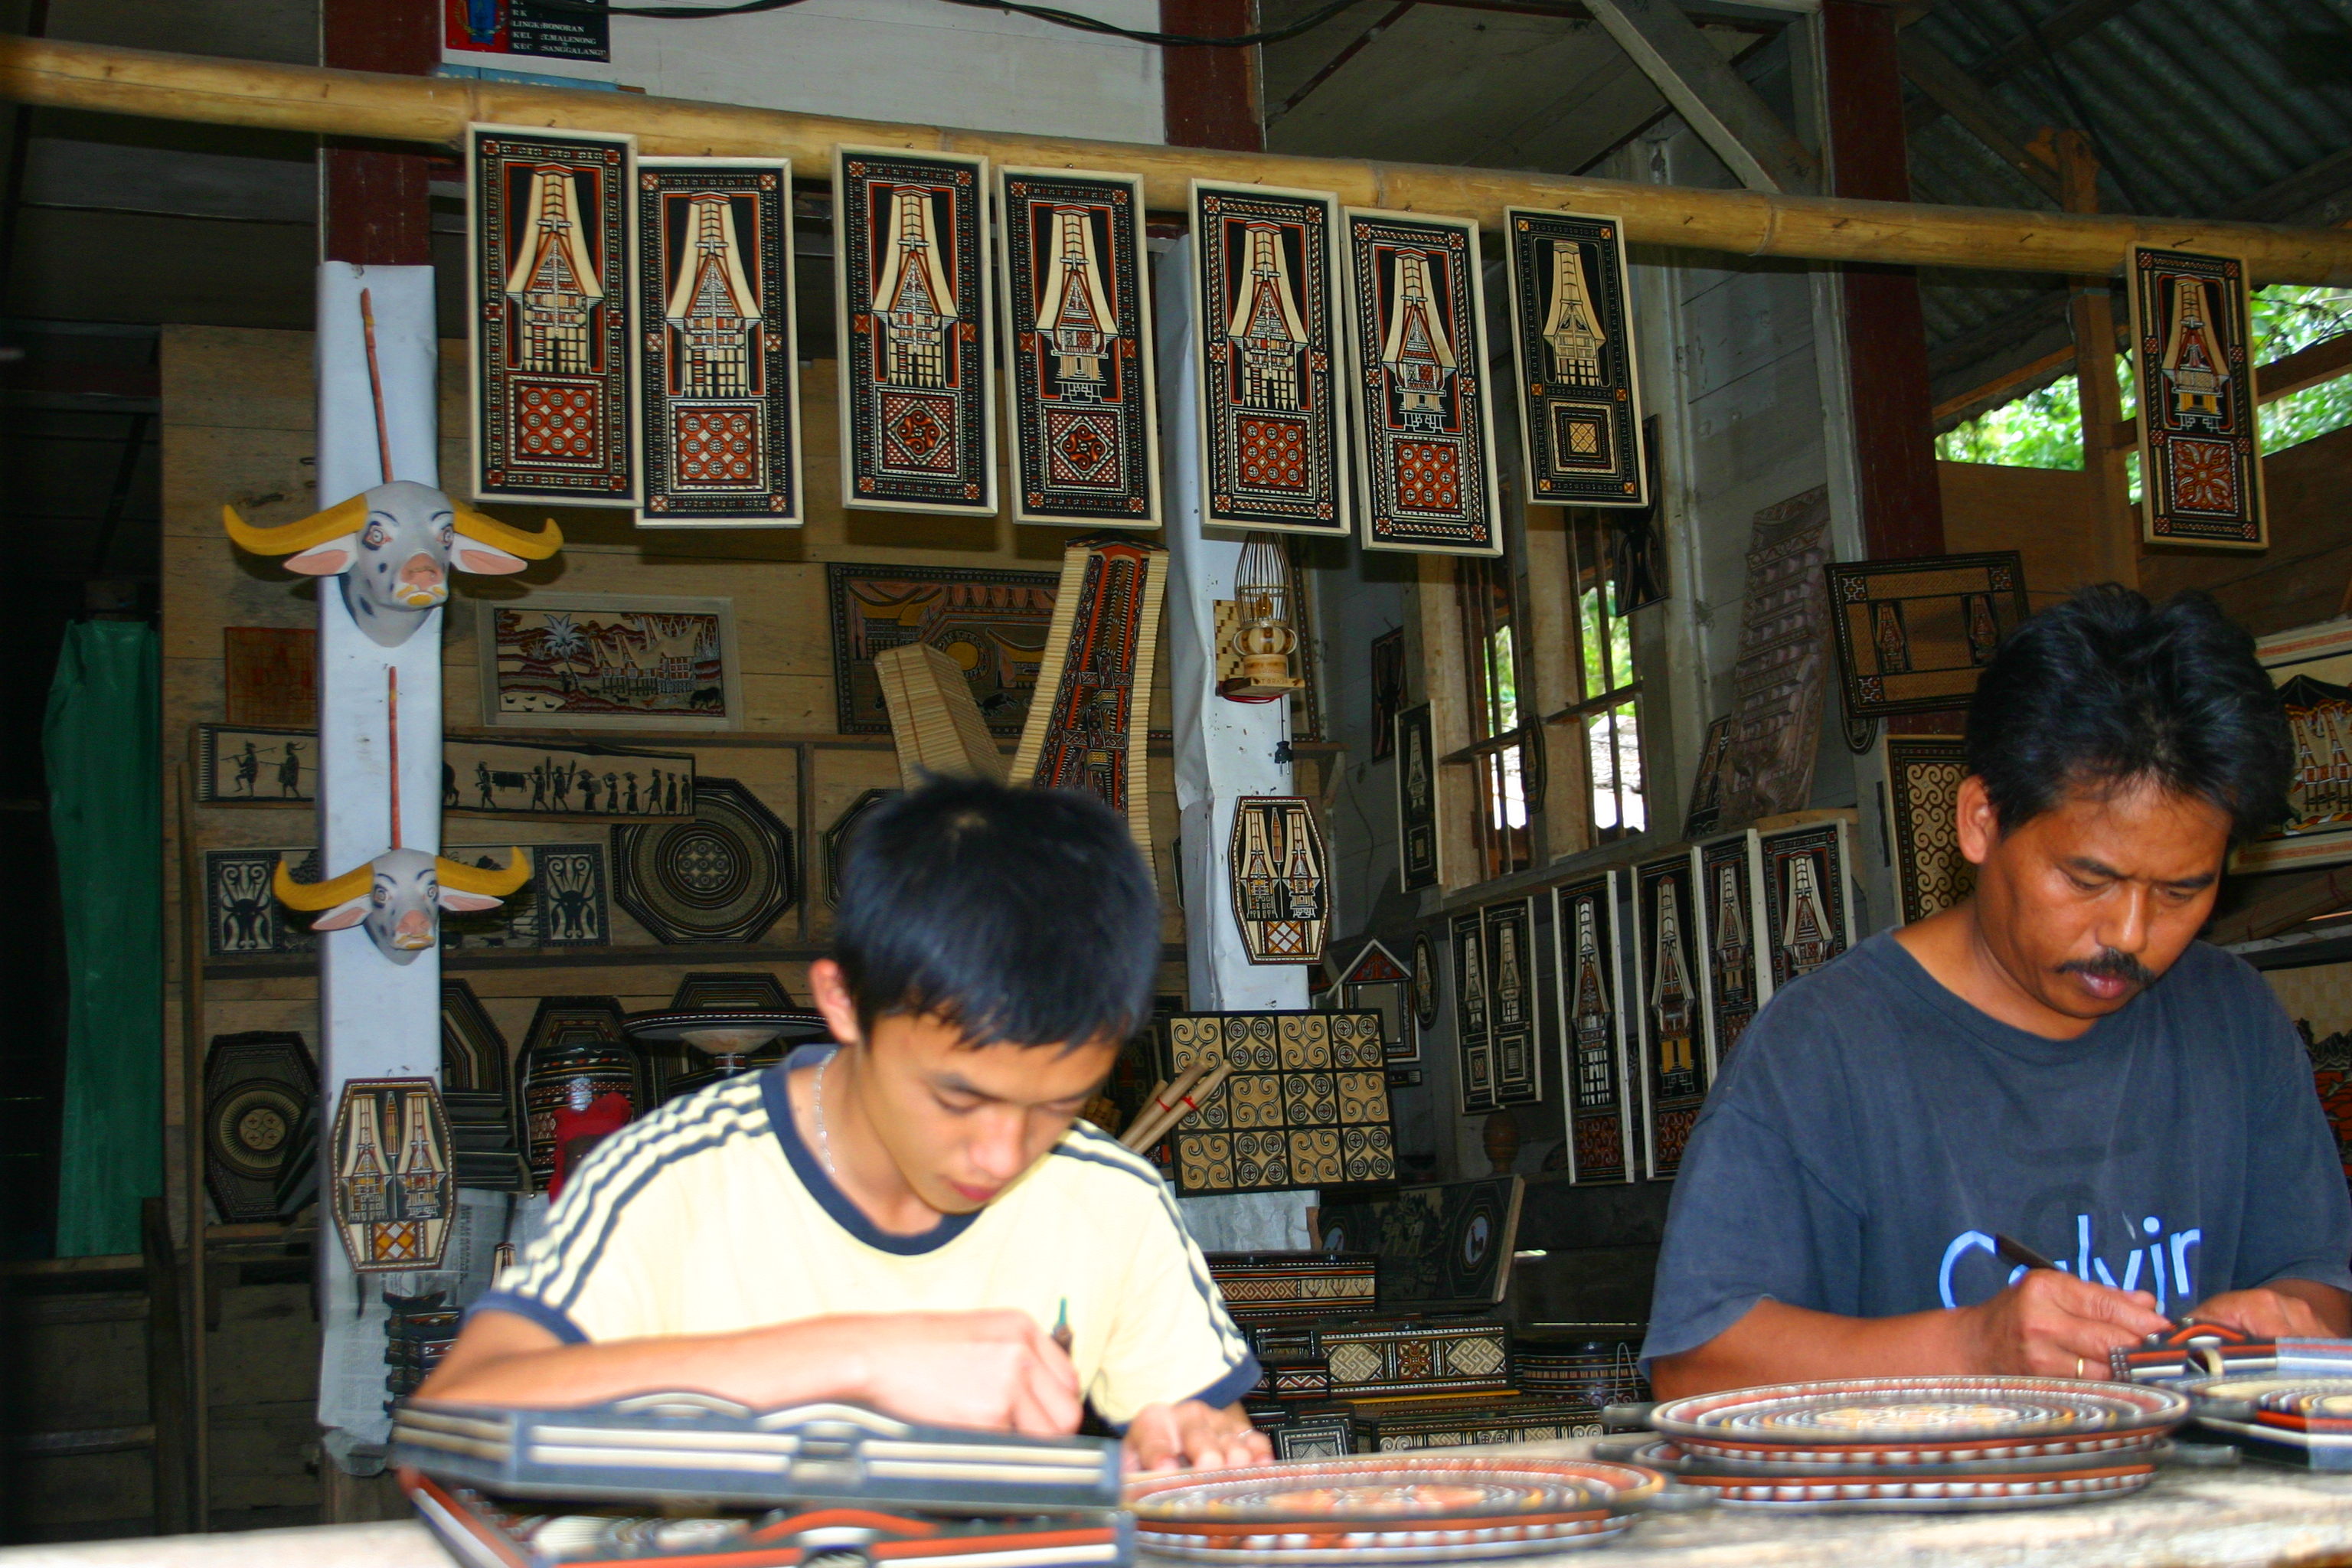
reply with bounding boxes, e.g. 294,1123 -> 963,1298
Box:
6,35 -> 2352,284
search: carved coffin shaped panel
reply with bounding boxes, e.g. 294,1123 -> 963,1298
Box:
332,1077 -> 455,1274
1229,796 -> 1329,965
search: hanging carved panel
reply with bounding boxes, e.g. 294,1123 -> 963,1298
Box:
998,168 -> 1158,527
1825,552 -> 2027,721
1483,897 -> 1540,1106
469,125 -> 639,506
2128,246 -> 2265,550
1342,209 -> 1501,556
1451,910 -> 1495,1114
1395,703 -> 1438,890
1158,1011 -> 1394,1196
834,146 -> 995,515
635,157 -> 802,526
1502,207 -> 1647,508
204,1031 -> 316,1223
1191,181 -> 1348,536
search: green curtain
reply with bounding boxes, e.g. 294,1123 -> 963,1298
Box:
46,619 -> 163,1257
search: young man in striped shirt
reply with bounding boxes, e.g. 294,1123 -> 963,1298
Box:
423,777 -> 1267,1472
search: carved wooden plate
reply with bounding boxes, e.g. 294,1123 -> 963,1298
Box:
1653,1376 -> 2187,1447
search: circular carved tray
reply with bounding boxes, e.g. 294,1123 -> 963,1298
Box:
1626,1439 -> 2159,1512
1625,1436 -> 2170,1480
2189,1376 -> 2352,1433
1653,1377 -> 2188,1448
1126,1456 -> 1666,1557
621,1008 -> 831,1048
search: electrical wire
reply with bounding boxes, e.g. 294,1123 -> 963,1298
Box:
516,0 -> 1377,47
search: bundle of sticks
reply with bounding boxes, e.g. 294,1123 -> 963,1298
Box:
1116,1058 -> 1233,1152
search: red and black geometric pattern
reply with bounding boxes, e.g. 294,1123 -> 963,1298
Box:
2128,245 -> 2266,550
1344,209 -> 1501,555
470,126 -> 639,506
636,158 -> 802,526
998,167 -> 1158,527
1191,181 -> 1348,535
835,146 -> 995,516
1504,207 -> 1648,508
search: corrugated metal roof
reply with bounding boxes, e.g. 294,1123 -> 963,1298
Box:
1903,0 -> 2352,417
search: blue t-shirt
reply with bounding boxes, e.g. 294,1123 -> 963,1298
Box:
1643,930 -> 2352,1368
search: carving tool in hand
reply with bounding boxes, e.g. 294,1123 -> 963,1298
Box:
1997,1233 -> 2178,1331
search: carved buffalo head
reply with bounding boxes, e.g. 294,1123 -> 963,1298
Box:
223,481 -> 563,648
273,846 -> 532,965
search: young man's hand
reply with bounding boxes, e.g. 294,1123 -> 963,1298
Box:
848,1309 -> 1083,1436
1122,1400 -> 1271,1473
1960,1267 -> 2172,1377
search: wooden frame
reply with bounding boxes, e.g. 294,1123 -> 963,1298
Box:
2241,618 -> 2352,874
476,592 -> 743,732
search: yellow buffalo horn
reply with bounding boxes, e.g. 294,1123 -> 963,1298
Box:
273,856 -> 373,911
436,848 -> 533,897
222,493 -> 369,557
451,501 -> 563,560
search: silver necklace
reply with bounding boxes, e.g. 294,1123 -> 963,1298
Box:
812,1050 -> 838,1175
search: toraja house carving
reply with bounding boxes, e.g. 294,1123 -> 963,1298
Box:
221,482 -> 562,649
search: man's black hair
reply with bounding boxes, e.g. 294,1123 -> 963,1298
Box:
1965,584 -> 2291,845
832,774 -> 1159,1048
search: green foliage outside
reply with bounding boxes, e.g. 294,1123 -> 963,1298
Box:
1934,285 -> 2352,470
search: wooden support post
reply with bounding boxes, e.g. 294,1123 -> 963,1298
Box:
2054,129 -> 2137,588
321,0 -> 436,266
1822,0 -> 1945,562
173,774 -> 209,1532
5,37 -> 2352,283
140,1195 -> 191,1536
1161,0 -> 1263,152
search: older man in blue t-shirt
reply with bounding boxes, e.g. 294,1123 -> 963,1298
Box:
1645,586 -> 2352,1399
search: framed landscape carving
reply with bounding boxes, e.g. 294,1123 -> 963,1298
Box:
828,563 -> 1058,737
1825,552 -> 2027,721
198,724 -> 697,822
2127,246 -> 2265,550
479,593 -> 740,730
1553,871 -> 1633,1184
1189,180 -> 1348,537
194,724 -> 315,804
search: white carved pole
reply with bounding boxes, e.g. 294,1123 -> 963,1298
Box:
313,262 -> 443,1450
1152,241 -> 1314,1250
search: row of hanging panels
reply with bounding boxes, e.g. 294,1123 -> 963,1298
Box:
466,126 -> 1653,549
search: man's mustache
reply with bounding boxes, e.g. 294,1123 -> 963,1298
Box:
2058,948 -> 2156,988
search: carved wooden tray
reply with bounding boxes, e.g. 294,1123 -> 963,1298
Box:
1652,1376 -> 2188,1448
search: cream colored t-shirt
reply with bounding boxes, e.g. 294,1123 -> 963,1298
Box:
475,1048 -> 1259,1426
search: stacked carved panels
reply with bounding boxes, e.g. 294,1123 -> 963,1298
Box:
1161,1011 -> 1395,1196
1205,1253 -> 1379,1319
1316,1318 -> 1512,1400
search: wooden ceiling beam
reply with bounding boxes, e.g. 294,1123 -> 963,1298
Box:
1582,0 -> 1819,191
7,36 -> 2352,282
